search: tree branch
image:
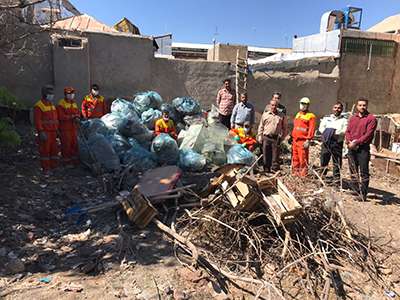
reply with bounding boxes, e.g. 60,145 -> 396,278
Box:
0,0 -> 47,10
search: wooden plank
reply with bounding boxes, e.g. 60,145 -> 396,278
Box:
227,190 -> 239,207
277,179 -> 302,211
236,181 -> 250,198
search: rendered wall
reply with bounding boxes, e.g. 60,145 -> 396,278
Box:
0,30 -> 53,106
248,70 -> 340,120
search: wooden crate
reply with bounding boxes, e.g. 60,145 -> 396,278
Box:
260,179 -> 302,225
120,187 -> 158,228
224,180 -> 262,211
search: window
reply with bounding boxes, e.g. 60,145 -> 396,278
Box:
341,38 -> 396,57
58,38 -> 82,48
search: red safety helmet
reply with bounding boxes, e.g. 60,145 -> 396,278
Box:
64,86 -> 75,94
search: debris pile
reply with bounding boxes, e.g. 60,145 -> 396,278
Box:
176,172 -> 392,297
117,162 -> 393,298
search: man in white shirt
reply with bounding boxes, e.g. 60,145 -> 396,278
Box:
319,102 -> 348,185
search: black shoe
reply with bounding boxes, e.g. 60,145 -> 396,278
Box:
263,167 -> 271,173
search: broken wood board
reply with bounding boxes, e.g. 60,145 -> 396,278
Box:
224,181 -> 262,211
260,179 -> 302,225
136,166 -> 182,199
277,179 -> 302,212
261,192 -> 301,225
118,188 -> 158,228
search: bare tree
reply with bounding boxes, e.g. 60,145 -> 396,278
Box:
0,0 -> 78,58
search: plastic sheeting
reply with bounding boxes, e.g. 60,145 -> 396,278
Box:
172,97 -> 201,116
87,133 -> 121,172
101,113 -> 124,131
141,108 -> 162,130
178,149 -> 206,172
133,91 -> 163,114
183,114 -> 206,127
179,124 -> 208,152
151,133 -> 179,165
111,98 -> 140,120
201,142 -> 227,165
227,144 -> 256,165
207,105 -> 220,125
179,123 -> 228,165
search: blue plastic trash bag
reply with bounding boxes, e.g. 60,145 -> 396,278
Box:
172,97 -> 201,116
121,144 -> 157,172
118,118 -> 153,148
133,91 -> 163,114
111,98 -> 140,120
101,113 -> 124,131
80,119 -> 108,139
151,133 -> 179,165
78,138 -> 94,167
127,137 -> 142,149
227,144 -> 256,165
88,133 -> 121,172
178,149 -> 206,172
141,108 -> 162,130
160,103 -> 179,122
106,133 -> 131,157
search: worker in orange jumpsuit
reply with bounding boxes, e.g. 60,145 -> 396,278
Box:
57,87 -> 80,166
291,97 -> 316,177
229,121 -> 257,151
34,85 -> 59,172
155,110 -> 177,139
81,84 -> 107,119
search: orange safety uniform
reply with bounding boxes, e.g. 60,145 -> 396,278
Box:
34,99 -> 59,171
57,98 -> 80,165
230,127 -> 257,151
155,118 -> 177,139
291,111 -> 316,176
81,94 -> 106,119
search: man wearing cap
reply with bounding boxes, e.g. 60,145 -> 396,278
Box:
57,87 -> 80,166
81,84 -> 107,119
291,97 -> 316,177
155,110 -> 177,139
33,85 -> 59,172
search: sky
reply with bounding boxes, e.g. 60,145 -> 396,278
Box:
70,0 -> 400,48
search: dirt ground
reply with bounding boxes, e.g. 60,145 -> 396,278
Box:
1,127 -> 400,299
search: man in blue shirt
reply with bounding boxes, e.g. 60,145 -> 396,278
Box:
230,93 -> 255,129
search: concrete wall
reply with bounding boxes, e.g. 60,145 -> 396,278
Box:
151,58 -> 234,107
0,30 -> 53,106
248,70 -> 340,120
338,53 -> 396,113
207,44 -> 248,63
0,29 -> 233,110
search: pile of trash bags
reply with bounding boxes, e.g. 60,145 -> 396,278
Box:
78,91 -> 255,177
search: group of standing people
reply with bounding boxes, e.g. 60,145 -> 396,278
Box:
34,84 -> 106,173
216,79 -> 377,201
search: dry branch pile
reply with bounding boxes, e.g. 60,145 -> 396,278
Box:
173,174 -> 393,298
